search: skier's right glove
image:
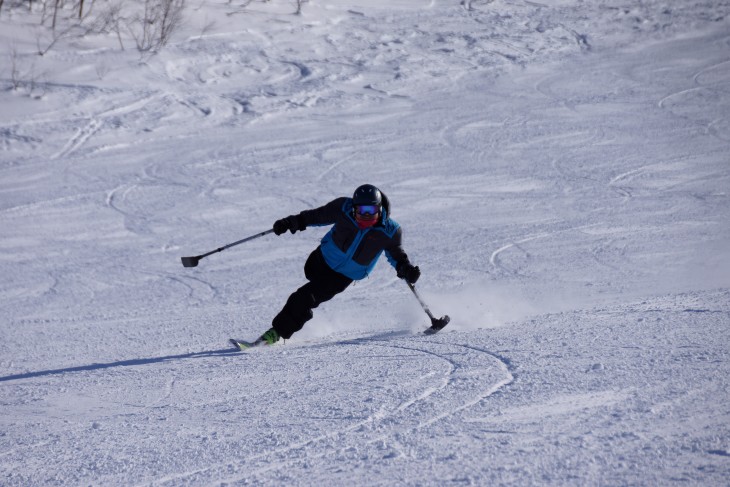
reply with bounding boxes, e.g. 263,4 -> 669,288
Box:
273,215 -> 305,235
396,261 -> 421,285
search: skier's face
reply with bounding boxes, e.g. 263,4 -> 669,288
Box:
355,205 -> 380,229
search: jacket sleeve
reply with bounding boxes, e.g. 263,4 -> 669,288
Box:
385,227 -> 411,269
297,197 -> 348,227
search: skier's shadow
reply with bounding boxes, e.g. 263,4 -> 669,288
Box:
0,348 -> 239,383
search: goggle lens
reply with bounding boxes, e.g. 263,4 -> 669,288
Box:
356,205 -> 379,217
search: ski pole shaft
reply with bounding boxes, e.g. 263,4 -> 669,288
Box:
217,229 -> 275,252
407,282 -> 450,330
181,229 -> 274,267
407,282 -> 436,320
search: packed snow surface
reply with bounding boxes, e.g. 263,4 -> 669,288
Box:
1,0 -> 729,485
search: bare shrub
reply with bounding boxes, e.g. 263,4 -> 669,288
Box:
127,0 -> 186,53
8,45 -> 44,97
9,46 -> 23,90
36,21 -> 77,55
3,0 -> 187,56
294,0 -> 306,15
91,2 -> 126,50
95,61 -> 110,80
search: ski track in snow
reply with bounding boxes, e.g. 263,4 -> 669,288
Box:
1,0 -> 730,485
151,339 -> 514,485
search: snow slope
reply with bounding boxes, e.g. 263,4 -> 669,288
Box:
1,1 -> 729,485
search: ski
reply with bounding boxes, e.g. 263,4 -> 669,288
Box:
230,318 -> 449,351
229,338 -> 264,351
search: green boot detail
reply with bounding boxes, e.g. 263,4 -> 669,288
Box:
259,328 -> 280,345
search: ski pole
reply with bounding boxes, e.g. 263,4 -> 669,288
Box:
407,282 -> 450,332
181,229 -> 275,268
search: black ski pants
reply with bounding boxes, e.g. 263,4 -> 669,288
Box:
272,246 -> 353,339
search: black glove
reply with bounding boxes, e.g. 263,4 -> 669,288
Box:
273,215 -> 304,235
396,261 -> 420,285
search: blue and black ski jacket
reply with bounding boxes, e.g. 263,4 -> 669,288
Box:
292,195 -> 412,281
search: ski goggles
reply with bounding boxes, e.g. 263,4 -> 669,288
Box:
355,205 -> 380,219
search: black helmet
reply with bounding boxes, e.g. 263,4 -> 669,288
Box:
352,184 -> 382,206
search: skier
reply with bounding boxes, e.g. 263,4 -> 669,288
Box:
252,184 -> 421,346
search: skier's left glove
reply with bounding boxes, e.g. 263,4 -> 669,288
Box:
397,261 -> 420,285
273,215 -> 305,235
